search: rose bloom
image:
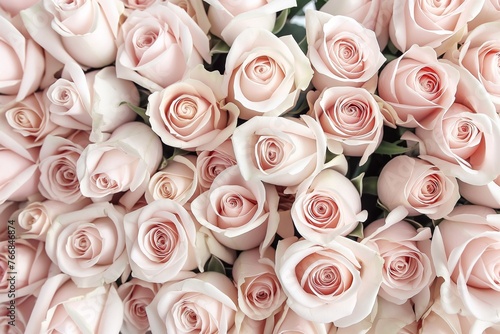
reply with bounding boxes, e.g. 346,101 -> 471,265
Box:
361,298 -> 416,334
169,0 -> 212,35
124,199 -> 199,283
305,10 -> 386,92
275,237 -> 383,327
24,274 -> 123,334
147,272 -> 238,334
459,174 -> 500,209
468,0 -> 500,31
38,132 -> 90,204
117,278 -> 161,334
231,115 -> 326,188
46,64 -> 138,141
0,135 -> 39,204
0,239 -> 55,302
45,202 -> 128,287
389,0 -> 484,54
145,155 -> 198,205
413,62 -> 500,186
196,139 -> 237,191
361,218 -> 434,307
0,295 -> 36,334
307,86 -> 384,165
292,168 -> 367,245
191,165 -> 280,252
0,15 -> 44,101
447,21 -> 500,112
432,205 -> 500,324
377,156 -> 460,219
205,0 -> 296,46
232,248 -> 286,320
16,198 -> 90,241
0,91 -> 69,149
77,121 -> 162,200
377,45 -> 460,129
320,0 -> 393,50
21,0 -> 123,68
224,28 -> 313,120
116,2 -> 210,91
147,65 -> 239,151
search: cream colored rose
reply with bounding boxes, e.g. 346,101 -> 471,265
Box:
224,28 -> 313,120
45,202 -> 128,287
275,237 -> 383,327
292,168 -> 367,245
231,115 -> 326,188
196,139 -> 237,191
116,2 -> 210,91
147,272 -> 237,333
377,156 -> 460,219
306,10 -> 386,92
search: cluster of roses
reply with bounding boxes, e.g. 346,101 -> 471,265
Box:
1,0 -> 500,333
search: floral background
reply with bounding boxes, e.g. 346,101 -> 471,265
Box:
1,0 -> 500,333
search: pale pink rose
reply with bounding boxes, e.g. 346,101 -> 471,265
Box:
224,28 -> 313,120
24,274 -> 123,334
377,156 -> 460,219
0,91 -> 69,149
170,0 -> 211,34
46,64 -> 138,141
124,199 -> 198,283
205,0 -> 296,45
361,218 -> 434,307
147,272 -> 238,334
0,239 -> 55,302
231,312 -> 268,334
16,198 -> 91,241
377,45 -> 460,129
389,0 -> 484,54
459,174 -> 500,209
145,155 -> 198,205
231,115 -> 326,188
196,139 -> 237,191
275,237 -> 383,327
447,22 -> 500,112
419,298 -> 470,334
307,86 -> 384,165
21,0 -> 124,68
0,15 -> 44,101
0,135 -> 39,204
320,0 -> 393,50
232,248 -> 285,320
292,168 -> 367,245
195,225 -> 238,273
468,0 -> 500,31
272,305 -> 336,334
116,3 -> 210,91
77,121 -> 162,200
0,0 -> 39,16
362,298 -> 416,334
147,65 -> 239,150
117,278 -> 161,334
45,202 -> 128,287
305,10 -> 386,92
0,202 -> 18,241
121,0 -> 160,10
413,62 -> 500,185
191,165 -> 280,252
432,205 -> 500,323
0,295 -> 36,334
38,132 -> 90,204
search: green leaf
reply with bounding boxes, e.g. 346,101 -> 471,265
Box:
210,39 -> 230,55
374,141 -> 412,156
349,222 -> 364,239
272,8 -> 289,34
205,256 -> 226,275
288,0 -> 312,18
363,176 -> 378,196
351,173 -> 364,195
277,22 -> 306,43
325,149 -> 337,163
120,101 -> 150,125
315,0 -> 328,10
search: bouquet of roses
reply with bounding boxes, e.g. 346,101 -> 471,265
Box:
1,0 -> 500,333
